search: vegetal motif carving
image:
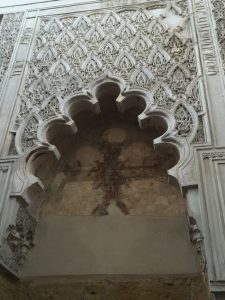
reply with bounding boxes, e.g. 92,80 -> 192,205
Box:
153,84 -> 175,109
44,17 -> 63,33
212,0 -> 225,70
61,74 -> 83,97
39,96 -> 61,120
114,48 -> 136,73
192,115 -> 205,143
148,18 -> 167,41
201,152 -> 225,159
130,32 -> 152,52
132,7 -> 152,24
86,24 -> 105,44
186,79 -> 202,112
116,21 -> 136,41
68,38 -> 88,59
99,35 -> 120,57
21,115 -> 40,152
163,3 -> 183,17
73,15 -> 91,34
49,58 -> 70,79
168,64 -> 190,93
130,66 -> 154,88
81,52 -> 103,74
0,13 -> 23,93
102,11 -> 121,29
165,32 -> 183,55
174,103 -> 194,138
0,204 -> 36,274
13,1 -> 205,153
37,42 -> 58,62
56,29 -> 74,46
14,96 -> 32,130
189,217 -> 207,274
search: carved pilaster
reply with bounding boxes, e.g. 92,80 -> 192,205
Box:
0,12 -> 38,155
0,160 -> 18,275
0,161 -> 16,237
189,216 -> 207,274
0,203 -> 36,275
0,13 -> 23,97
212,0 -> 225,72
7,204 -> 36,266
190,0 -> 225,146
0,159 -> 37,275
197,150 -> 225,281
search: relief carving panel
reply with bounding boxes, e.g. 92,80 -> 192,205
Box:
0,203 -> 36,275
13,1 -> 206,155
0,13 -> 23,94
212,0 -> 225,70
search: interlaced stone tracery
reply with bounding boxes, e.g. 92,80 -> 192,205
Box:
14,1 -> 205,155
212,0 -> 225,70
0,13 -> 23,94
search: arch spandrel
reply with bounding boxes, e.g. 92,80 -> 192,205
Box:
13,2 -> 205,158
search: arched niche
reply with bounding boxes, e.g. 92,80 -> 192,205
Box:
17,78 -> 194,219
7,77 -> 201,279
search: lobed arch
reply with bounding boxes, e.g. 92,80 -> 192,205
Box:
13,74 -> 197,217
0,2 -> 209,283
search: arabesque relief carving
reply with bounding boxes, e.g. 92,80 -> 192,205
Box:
0,204 -> 36,274
7,205 -> 36,266
0,0 -> 211,276
13,1 -> 206,155
0,13 -> 23,93
212,0 -> 225,70
189,216 -> 207,274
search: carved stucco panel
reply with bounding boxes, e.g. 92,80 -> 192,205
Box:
212,0 -> 225,71
12,1 -> 206,155
0,13 -> 23,97
0,0 -> 212,277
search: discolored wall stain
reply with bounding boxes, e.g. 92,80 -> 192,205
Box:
41,113 -> 185,217
0,273 -> 209,300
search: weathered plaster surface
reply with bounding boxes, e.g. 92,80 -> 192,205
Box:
0,273 -> 209,300
41,113 -> 184,217
21,215 -> 199,277
0,0 -> 225,297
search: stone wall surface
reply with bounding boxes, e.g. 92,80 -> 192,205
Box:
41,113 -> 184,217
21,215 -> 199,277
0,273 -> 209,300
0,0 -> 225,297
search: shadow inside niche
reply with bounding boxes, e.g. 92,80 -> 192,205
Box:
38,110 -> 182,217
28,82 -> 182,218
20,84 -> 201,282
